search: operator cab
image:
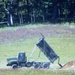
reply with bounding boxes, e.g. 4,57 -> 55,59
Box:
18,52 -> 27,63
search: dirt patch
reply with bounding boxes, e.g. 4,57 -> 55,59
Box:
60,60 -> 75,71
0,25 -> 75,43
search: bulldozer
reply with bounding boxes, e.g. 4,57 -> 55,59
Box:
7,36 -> 62,69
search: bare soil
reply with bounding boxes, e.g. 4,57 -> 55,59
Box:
0,25 -> 75,44
60,60 -> 75,71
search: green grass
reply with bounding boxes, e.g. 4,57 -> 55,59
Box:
0,69 -> 75,75
0,24 -> 75,75
0,37 -> 75,75
0,23 -> 75,32
0,36 -> 75,66
0,23 -> 45,31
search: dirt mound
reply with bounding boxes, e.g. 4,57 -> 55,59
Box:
61,60 -> 75,70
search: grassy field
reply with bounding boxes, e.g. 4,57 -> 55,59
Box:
0,37 -> 75,69
0,24 -> 75,75
0,69 -> 75,75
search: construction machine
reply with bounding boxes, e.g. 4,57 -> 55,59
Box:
7,36 -> 62,69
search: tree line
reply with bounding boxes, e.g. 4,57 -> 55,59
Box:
0,0 -> 75,26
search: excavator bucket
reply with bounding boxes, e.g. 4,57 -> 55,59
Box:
36,38 -> 59,63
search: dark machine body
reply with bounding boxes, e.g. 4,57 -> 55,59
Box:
7,37 -> 62,69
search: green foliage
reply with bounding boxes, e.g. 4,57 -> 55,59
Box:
0,0 -> 75,26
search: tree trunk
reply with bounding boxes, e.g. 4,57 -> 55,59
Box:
26,0 -> 30,23
52,0 -> 58,23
